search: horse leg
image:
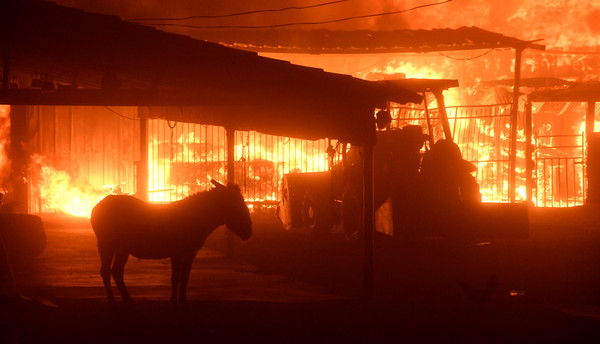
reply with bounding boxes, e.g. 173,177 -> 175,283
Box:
99,246 -> 115,304
170,256 -> 182,304
111,252 -> 133,304
177,253 -> 196,306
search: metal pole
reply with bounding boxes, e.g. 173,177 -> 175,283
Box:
226,126 -> 236,257
525,101 -> 533,204
9,105 -> 28,213
432,89 -> 452,141
422,92 -> 435,143
509,47 -> 524,203
136,109 -> 148,201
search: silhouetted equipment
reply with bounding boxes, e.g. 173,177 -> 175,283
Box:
0,214 -> 46,259
277,125 -> 529,241
277,172 -> 333,233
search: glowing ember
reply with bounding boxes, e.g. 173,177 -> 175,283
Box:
32,155 -> 108,217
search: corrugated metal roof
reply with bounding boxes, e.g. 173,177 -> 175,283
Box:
528,82 -> 600,102
190,27 -> 545,54
0,0 -> 423,144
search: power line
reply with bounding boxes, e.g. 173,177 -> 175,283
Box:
127,0 -> 349,21
141,0 -> 453,29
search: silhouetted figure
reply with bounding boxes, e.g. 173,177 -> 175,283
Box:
90,180 -> 252,309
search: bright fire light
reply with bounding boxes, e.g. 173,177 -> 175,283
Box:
31,155 -> 108,217
0,105 -> 10,185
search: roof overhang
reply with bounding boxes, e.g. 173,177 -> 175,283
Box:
1,0 -> 422,145
188,27 -> 546,54
527,82 -> 600,103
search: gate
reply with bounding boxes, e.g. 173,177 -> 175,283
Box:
147,119 -> 330,206
390,103 -> 514,203
535,133 -> 585,207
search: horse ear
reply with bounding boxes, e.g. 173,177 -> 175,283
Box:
210,179 -> 226,188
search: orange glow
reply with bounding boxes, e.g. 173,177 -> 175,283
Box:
0,105 -> 10,184
31,155 -> 108,217
147,121 -> 329,204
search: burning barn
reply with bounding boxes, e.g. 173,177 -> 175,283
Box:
193,27 -> 600,208
0,0 -> 422,220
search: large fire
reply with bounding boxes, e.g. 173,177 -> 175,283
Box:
148,121 -> 329,206
31,155 -> 107,217
2,0 -> 598,215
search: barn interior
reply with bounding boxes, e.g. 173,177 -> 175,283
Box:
1,0 -> 600,342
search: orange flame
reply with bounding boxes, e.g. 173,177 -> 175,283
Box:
31,155 -> 108,217
0,105 -> 10,185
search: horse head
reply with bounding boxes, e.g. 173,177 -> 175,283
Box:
211,179 -> 252,241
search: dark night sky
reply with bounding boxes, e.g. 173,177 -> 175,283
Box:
52,0 -> 600,49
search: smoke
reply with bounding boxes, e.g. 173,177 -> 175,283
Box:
52,0 -> 600,49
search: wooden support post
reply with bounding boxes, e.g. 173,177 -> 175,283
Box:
226,126 -> 236,257
363,142 -> 375,299
9,105 -> 28,213
586,101 -> 596,204
525,101 -> 533,204
509,47 -> 524,203
136,110 -> 148,201
432,89 -> 452,141
586,101 -> 596,145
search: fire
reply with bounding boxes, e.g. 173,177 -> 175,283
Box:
31,155 -> 108,217
0,105 -> 10,185
148,120 -> 329,204
508,0 -> 600,49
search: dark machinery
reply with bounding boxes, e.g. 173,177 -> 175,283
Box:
276,125 -> 528,241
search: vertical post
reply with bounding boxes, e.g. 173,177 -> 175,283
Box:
363,143 -> 374,299
432,89 -> 452,141
586,101 -> 596,204
226,126 -> 235,257
136,109 -> 148,201
586,101 -> 595,144
1,3 -> 9,91
422,92 -> 435,143
525,101 -> 533,204
509,47 -> 524,203
9,105 -> 28,213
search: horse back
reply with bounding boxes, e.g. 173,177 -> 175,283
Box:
90,195 -> 202,259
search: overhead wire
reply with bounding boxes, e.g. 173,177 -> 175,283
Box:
139,0 -> 453,29
127,0 -> 349,21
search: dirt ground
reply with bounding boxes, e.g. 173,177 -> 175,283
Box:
2,205 -> 600,343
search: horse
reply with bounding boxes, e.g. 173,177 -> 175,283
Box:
90,179 -> 252,307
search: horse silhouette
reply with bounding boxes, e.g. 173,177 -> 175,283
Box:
90,179 -> 252,307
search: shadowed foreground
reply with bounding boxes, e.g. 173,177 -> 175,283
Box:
4,208 -> 600,343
